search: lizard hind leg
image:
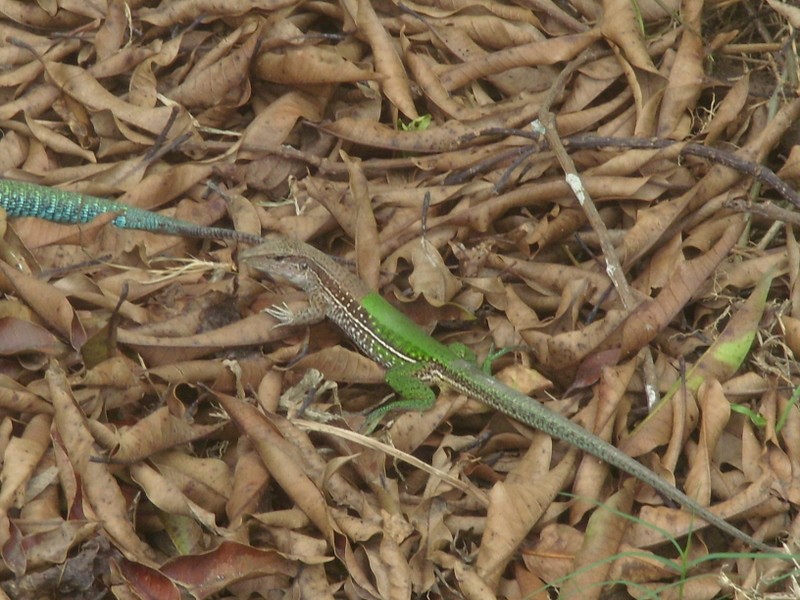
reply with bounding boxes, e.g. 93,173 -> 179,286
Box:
362,362 -> 438,433
448,342 -> 518,374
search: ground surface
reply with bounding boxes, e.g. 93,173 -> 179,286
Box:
0,0 -> 799,598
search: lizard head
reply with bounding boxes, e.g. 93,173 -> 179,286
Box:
240,235 -> 324,292
241,234 -> 368,298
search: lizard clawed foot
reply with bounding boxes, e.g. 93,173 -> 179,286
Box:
361,413 -> 383,435
264,302 -> 295,328
359,393 -> 401,434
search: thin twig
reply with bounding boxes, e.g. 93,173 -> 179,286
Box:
536,48 -> 660,406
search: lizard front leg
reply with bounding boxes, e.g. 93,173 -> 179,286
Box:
265,292 -> 328,327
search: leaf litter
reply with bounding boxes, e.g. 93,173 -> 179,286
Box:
0,0 -> 798,598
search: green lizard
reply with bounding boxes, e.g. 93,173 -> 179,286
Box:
0,178 -> 774,552
241,236 -> 775,553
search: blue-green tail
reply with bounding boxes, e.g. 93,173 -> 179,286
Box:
0,179 -> 261,244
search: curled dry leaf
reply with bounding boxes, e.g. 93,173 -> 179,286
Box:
160,540 -> 296,599
216,394 -> 334,544
558,481 -> 634,600
107,407 -> 225,463
254,45 -> 377,84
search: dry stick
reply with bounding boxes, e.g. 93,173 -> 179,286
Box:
747,51 -> 796,252
564,135 -> 800,208
469,131 -> 800,209
444,144 -> 540,186
725,198 -> 800,226
535,48 -> 661,407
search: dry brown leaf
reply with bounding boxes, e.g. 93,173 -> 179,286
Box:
47,362 -> 157,564
129,462 -> 221,533
407,238 -> 463,307
138,0 -> 285,27
441,31 -> 601,91
255,45 -> 377,84
559,481 -> 634,600
46,63 -> 185,137
0,262 -> 86,349
295,345 -> 386,385
0,414 -> 51,511
704,72 -> 751,145
345,152 -> 381,289
0,317 -> 67,357
476,445 -> 578,588
150,451 -> 232,514
657,0 -> 704,138
168,22 -> 260,110
404,43 -> 480,121
620,220 -> 743,357
350,0 -> 417,119
631,575 -> 721,600
600,0 -> 660,74
8,520 -> 100,572
225,441 -> 271,526
570,361 -> 635,523
108,407 -> 225,463
683,379 -> 731,505
159,540 -> 296,598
